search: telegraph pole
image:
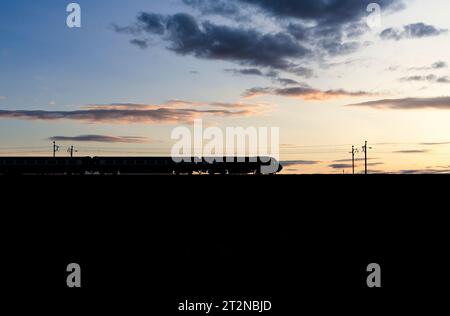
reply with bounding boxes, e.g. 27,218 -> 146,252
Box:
53,141 -> 59,158
349,145 -> 360,174
349,145 -> 356,174
68,146 -> 77,157
362,141 -> 372,175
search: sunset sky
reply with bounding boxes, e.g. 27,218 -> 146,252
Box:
2,0 -> 450,173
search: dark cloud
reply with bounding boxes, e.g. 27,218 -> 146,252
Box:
380,23 -> 448,41
224,68 -> 264,76
399,75 -> 431,82
329,163 -> 353,169
245,86 -> 375,100
0,109 -> 235,124
234,0 -> 401,25
333,158 -> 378,162
115,1 -> 405,77
130,39 -> 149,49
0,101 -> 266,124
49,135 -> 149,143
182,0 -> 241,17
419,142 -> 450,146
115,12 -> 311,76
432,61 -> 448,69
436,77 -> 450,83
329,162 -> 383,169
111,12 -> 166,35
276,78 -> 301,86
224,68 -> 304,86
185,0 -> 401,56
319,40 -> 361,56
393,150 -> 429,154
347,97 -> 450,110
281,160 -> 319,166
137,12 -> 167,34
398,168 -> 450,174
287,22 -> 365,57
390,61 -> 448,72
289,66 -> 314,78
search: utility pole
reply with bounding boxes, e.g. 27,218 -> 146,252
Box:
349,145 -> 359,175
362,141 -> 372,175
53,141 -> 59,158
68,146 -> 77,157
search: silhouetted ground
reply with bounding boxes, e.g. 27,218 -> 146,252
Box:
1,175 -> 448,313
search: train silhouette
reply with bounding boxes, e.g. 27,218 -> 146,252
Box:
0,156 -> 283,175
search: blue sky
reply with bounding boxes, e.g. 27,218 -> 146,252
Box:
2,0 -> 450,173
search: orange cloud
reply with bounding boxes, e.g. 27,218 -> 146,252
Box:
0,100 -> 274,124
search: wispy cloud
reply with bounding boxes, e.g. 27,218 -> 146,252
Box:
388,61 -> 448,72
83,100 -> 272,111
346,97 -> 450,110
224,68 -> 307,85
244,86 -> 375,100
431,61 -> 447,69
49,135 -> 150,143
419,141 -> 450,146
393,149 -> 429,154
333,158 -> 378,163
281,160 -> 320,167
399,168 -> 450,174
329,163 -> 353,169
380,23 -> 448,41
399,74 -> 450,84
329,162 -> 383,169
0,100 -> 271,124
408,61 -> 448,71
224,68 -> 264,76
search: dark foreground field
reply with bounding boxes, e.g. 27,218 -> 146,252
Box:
1,175 -> 447,313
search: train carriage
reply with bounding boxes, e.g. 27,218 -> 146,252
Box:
0,156 -> 282,175
0,157 -> 91,175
